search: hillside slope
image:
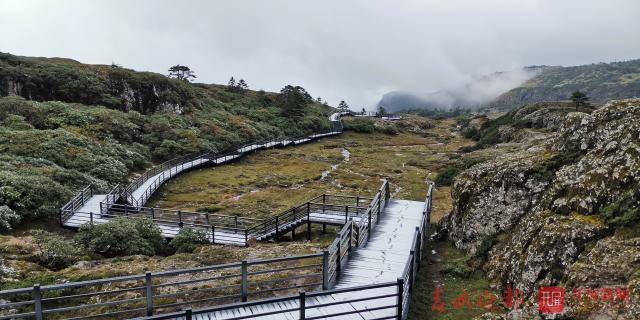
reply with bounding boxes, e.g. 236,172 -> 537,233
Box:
491,59 -> 640,109
0,52 -> 333,232
441,99 -> 640,318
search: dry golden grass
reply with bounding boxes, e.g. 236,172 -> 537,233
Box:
149,118 -> 474,222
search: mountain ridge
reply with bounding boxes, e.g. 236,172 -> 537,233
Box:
377,59 -> 640,112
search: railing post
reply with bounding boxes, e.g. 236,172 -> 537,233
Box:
185,308 -> 192,320
348,220 -> 353,252
151,207 -> 155,220
33,284 -> 42,320
275,216 -> 279,242
58,208 -> 63,227
336,236 -> 341,273
90,211 -> 94,226
241,260 -> 248,302
244,229 -> 248,247
345,205 -> 348,223
322,251 -> 329,290
409,251 -> 415,292
307,202 -> 311,241
178,211 -> 183,228
145,272 -> 153,316
397,278 -> 404,320
322,194 -> 326,214
211,225 -> 216,244
299,291 -> 306,320
368,207 -> 372,241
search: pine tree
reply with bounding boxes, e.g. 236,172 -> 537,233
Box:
338,100 -> 349,112
228,77 -> 236,88
168,65 -> 196,82
277,85 -> 312,118
570,91 -> 589,111
237,79 -> 248,91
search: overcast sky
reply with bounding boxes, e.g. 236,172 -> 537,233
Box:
1,0 -> 639,108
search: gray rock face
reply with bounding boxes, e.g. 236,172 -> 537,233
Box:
549,100 -> 640,215
442,99 -> 640,314
567,235 -> 640,287
442,150 -> 549,254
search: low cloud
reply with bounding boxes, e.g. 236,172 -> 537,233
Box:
0,0 -> 639,109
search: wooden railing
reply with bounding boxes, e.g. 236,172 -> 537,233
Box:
137,281 -> 404,320
121,115 -> 344,208
6,181 -> 432,320
399,183 -> 433,319
59,113 -> 344,226
0,254 -> 325,320
59,185 -> 94,225
325,180 -> 390,287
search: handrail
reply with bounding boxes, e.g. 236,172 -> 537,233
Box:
398,182 -> 433,319
122,114 -> 344,208
136,281 -> 402,320
0,254 -> 325,319
30,180 -> 432,320
59,112 -> 344,226
59,185 -> 93,225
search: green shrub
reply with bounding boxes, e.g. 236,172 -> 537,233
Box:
196,205 -> 223,213
169,228 -> 210,253
441,259 -> 473,278
474,237 -> 495,262
434,166 -> 461,186
31,230 -> 87,270
2,114 -> 34,130
530,148 -> 584,181
0,205 -> 20,232
0,170 -> 72,220
343,118 -> 375,133
75,217 -> 164,257
601,192 -> 640,227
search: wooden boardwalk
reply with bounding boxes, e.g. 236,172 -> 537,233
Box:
38,111 -> 435,320
179,200 -> 423,320
4,183 -> 431,320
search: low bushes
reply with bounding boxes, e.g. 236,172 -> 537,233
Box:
600,192 -> 640,228
75,217 -> 164,257
343,117 -> 375,133
169,228 -> 210,253
0,205 -> 20,232
31,230 -> 87,270
434,167 -> 461,186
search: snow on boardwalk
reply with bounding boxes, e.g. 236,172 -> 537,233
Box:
190,200 -> 423,320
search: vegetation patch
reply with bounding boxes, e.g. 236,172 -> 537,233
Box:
600,191 -> 640,228
75,217 -> 164,257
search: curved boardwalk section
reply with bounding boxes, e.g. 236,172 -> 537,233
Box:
59,113 -> 345,239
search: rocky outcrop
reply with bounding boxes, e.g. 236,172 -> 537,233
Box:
0,52 -> 197,114
566,235 -> 640,287
442,99 -> 640,317
549,100 -> 640,215
442,150 -> 549,253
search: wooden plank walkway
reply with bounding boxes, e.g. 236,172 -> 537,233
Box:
64,209 -> 362,245
189,199 -> 423,319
